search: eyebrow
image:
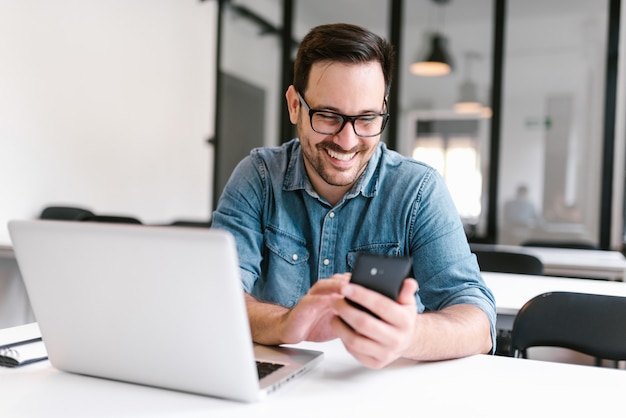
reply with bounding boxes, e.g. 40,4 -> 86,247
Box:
310,100 -> 384,115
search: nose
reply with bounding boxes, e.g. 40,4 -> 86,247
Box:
333,119 -> 361,149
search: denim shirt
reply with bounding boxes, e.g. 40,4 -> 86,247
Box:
212,139 -> 496,350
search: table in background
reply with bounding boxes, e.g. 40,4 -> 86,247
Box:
0,245 -> 14,258
483,271 -> 626,330
471,243 -> 626,281
0,246 -> 35,328
483,271 -> 626,366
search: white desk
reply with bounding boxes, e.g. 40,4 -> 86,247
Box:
1,327 -> 625,417
471,243 -> 626,281
0,245 -> 14,259
484,271 -> 626,366
483,271 -> 626,329
529,246 -> 626,280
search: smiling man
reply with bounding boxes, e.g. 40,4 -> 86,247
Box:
211,23 -> 496,369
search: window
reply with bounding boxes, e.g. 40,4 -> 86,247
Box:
410,112 -> 489,235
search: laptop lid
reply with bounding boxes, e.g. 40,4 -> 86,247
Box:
8,220 -> 322,402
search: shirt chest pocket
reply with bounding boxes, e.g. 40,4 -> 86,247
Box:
346,243 -> 403,271
261,227 -> 310,307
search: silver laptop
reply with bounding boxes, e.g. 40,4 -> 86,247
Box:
8,219 -> 323,402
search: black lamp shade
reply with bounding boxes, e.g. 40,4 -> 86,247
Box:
411,33 -> 453,76
426,34 -> 453,67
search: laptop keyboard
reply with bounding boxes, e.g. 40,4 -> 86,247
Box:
256,360 -> 285,379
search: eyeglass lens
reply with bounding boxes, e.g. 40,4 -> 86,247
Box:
310,112 -> 386,137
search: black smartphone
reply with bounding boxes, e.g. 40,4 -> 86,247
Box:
348,253 -> 412,317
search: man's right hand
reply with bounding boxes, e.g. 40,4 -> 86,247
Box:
245,273 -> 350,345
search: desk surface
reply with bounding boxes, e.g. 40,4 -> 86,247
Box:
1,327 -> 625,417
483,271 -> 626,315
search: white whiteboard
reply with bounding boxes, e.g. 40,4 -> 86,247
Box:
0,0 -> 217,245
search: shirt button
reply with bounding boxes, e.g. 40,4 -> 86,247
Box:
292,254 -> 298,261
329,212 -> 335,218
323,259 -> 330,265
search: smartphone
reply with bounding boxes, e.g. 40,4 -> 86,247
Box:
348,253 -> 412,317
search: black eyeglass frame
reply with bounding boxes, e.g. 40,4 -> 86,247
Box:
297,91 -> 390,138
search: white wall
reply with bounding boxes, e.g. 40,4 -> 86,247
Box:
0,0 -> 217,245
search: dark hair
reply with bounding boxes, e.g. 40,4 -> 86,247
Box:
293,23 -> 395,98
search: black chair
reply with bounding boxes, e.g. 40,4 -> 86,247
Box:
472,249 -> 544,275
82,215 -> 142,224
472,248 -> 545,357
169,220 -> 212,228
40,206 -> 141,224
40,206 -> 94,221
521,240 -> 598,250
511,291 -> 626,367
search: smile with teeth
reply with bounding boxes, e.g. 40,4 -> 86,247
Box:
326,148 -> 356,161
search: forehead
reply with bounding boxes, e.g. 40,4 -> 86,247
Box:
306,61 -> 385,109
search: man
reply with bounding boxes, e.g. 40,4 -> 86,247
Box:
504,184 -> 537,228
212,23 -> 496,369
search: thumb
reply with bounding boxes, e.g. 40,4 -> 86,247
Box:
397,278 -> 418,305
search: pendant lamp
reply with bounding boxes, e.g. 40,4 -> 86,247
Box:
410,0 -> 453,77
410,33 -> 453,76
454,51 -> 484,114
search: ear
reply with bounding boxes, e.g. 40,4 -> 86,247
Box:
285,85 -> 300,125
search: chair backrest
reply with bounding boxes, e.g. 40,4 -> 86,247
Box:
521,240 -> 598,250
40,206 -> 94,221
169,220 -> 212,228
511,291 -> 626,361
82,215 -> 142,224
472,249 -> 544,275
40,206 -> 141,224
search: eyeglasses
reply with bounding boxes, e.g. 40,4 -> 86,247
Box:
297,91 -> 389,138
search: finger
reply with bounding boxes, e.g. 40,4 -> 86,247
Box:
330,316 -> 394,369
328,272 -> 352,282
308,276 -> 350,295
397,278 -> 418,305
340,282 -> 396,321
334,295 -> 395,342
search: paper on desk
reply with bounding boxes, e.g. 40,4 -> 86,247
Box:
0,339 -> 47,367
0,322 -> 47,368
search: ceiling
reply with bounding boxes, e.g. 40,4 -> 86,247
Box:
293,0 -> 605,27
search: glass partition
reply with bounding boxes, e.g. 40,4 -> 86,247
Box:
214,0 -> 283,205
399,0 -> 494,239
215,1 -> 621,248
498,0 -> 609,246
